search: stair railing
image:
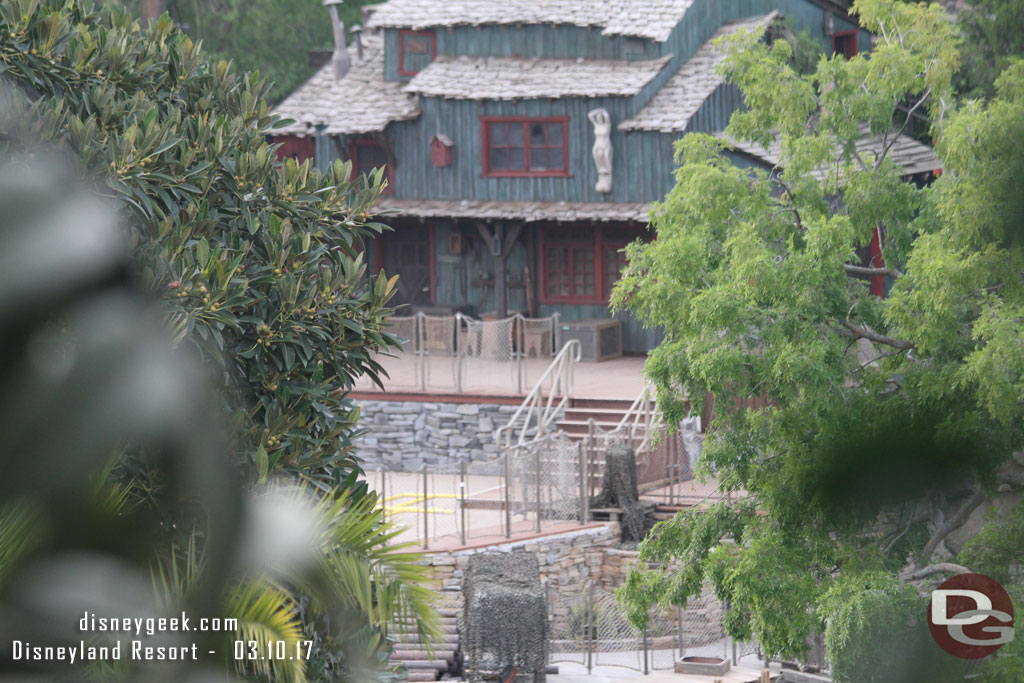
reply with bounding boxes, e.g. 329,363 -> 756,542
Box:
493,339 -> 582,451
494,339 -> 581,537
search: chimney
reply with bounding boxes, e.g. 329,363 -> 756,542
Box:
323,0 -> 351,80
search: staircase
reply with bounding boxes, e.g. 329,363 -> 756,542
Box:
391,586 -> 463,682
554,397 -> 637,442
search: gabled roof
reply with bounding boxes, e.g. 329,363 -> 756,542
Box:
272,31 -> 419,136
620,12 -> 778,133
366,0 -> 697,43
716,127 -> 940,178
404,54 -> 673,100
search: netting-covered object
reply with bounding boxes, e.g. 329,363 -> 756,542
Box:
463,552 -> 548,682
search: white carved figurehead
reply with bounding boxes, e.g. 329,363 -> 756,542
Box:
588,108 -> 613,194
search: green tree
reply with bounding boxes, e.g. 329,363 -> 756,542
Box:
161,0 -> 377,103
1,0 -> 436,679
1,0 -> 401,490
955,0 -> 1024,98
613,0 -> 1024,678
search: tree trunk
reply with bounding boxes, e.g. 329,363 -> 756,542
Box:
140,0 -> 166,22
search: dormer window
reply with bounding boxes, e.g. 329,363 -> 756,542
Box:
481,117 -> 569,178
831,30 -> 858,59
349,139 -> 394,195
399,30 -> 435,76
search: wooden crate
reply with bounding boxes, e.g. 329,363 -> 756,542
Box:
558,319 -> 622,362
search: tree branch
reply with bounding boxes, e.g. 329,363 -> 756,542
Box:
903,563 -> 972,582
844,263 -> 902,279
919,490 -> 986,567
838,322 -> 915,350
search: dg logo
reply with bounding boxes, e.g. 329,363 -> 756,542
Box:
928,573 -> 1015,659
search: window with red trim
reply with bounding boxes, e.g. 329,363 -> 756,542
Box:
831,30 -> 858,59
399,30 -> 435,76
540,227 -> 638,304
482,117 -> 569,177
349,139 -> 394,195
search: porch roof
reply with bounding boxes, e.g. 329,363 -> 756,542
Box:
716,127 -> 941,178
373,198 -> 652,223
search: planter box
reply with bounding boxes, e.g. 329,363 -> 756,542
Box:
675,655 -> 731,676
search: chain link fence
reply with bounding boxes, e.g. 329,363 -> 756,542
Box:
352,312 -> 560,395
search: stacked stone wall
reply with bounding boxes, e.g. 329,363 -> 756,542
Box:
353,400 -> 527,474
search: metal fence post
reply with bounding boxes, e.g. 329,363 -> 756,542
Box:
534,444 -> 542,533
417,312 -> 427,392
587,419 -> 597,500
504,450 -> 512,539
578,441 -> 587,525
459,459 -> 467,546
676,607 -> 684,658
643,627 -> 650,675
455,312 -> 463,393
587,581 -> 594,674
421,463 -> 429,550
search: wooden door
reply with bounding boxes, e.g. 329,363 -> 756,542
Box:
380,226 -> 432,308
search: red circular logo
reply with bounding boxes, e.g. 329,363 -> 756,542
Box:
927,573 -> 1015,659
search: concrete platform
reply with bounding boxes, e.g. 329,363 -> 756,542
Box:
549,660 -> 782,683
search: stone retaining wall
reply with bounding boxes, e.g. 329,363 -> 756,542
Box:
419,523 -> 727,646
353,400 -> 526,474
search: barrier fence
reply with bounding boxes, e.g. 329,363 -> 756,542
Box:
354,312 -> 561,395
547,582 -> 759,674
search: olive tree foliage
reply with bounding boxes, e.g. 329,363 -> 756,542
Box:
0,0 -> 402,491
614,0 -> 1024,677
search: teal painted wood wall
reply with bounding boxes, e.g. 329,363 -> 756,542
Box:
352,0 -> 871,352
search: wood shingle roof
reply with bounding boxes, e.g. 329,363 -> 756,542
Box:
403,54 -> 673,100
619,12 -> 778,133
366,0 -> 697,42
272,31 -> 419,136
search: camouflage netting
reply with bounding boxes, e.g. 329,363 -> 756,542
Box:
462,552 -> 548,682
591,442 -> 652,541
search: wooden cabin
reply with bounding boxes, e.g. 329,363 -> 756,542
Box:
273,0 -> 936,354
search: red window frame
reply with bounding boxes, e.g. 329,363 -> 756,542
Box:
398,29 -> 436,77
481,117 -> 570,178
348,139 -> 394,195
538,227 -> 633,304
831,30 -> 859,59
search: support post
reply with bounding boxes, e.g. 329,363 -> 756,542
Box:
422,464 -> 429,549
380,466 -> 387,523
494,223 -> 507,319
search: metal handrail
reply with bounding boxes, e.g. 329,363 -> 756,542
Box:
493,338 -> 582,451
